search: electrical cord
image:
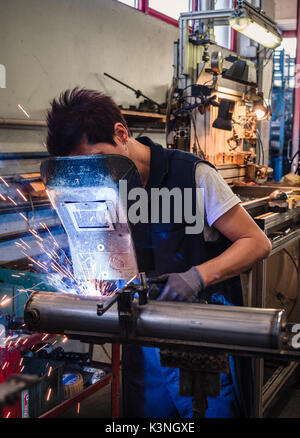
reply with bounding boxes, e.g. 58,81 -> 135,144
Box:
256,129 -> 265,165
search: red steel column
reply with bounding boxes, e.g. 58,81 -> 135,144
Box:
111,343 -> 120,418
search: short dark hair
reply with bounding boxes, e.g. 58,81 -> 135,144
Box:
46,88 -> 130,156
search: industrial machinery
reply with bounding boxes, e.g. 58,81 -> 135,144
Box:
23,153 -> 300,418
166,1 -> 280,184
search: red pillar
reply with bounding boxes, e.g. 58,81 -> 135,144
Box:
111,343 -> 120,418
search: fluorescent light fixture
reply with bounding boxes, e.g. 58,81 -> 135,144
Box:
230,1 -> 282,49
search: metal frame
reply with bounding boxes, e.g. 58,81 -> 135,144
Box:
178,8 -> 234,76
250,232 -> 300,417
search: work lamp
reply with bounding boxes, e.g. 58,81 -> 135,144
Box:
230,1 -> 282,49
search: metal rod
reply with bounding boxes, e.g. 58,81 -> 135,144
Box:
24,291 -> 287,350
111,344 -> 120,418
179,8 -> 234,20
0,118 -> 46,128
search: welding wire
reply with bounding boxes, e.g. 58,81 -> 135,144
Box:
0,176 -> 9,187
46,388 -> 52,401
16,189 -> 28,202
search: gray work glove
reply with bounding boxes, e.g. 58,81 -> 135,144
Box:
156,267 -> 205,302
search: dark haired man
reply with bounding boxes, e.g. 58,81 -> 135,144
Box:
46,88 -> 271,418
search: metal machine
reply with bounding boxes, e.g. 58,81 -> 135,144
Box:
166,1 -> 279,184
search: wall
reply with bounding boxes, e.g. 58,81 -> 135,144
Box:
0,0 -> 178,155
275,0 -> 298,30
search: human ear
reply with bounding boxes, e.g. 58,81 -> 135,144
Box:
113,122 -> 128,145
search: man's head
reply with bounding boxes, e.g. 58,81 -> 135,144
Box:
46,88 -> 131,157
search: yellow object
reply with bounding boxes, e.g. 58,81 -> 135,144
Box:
229,17 -> 282,49
282,173 -> 300,187
63,372 -> 84,400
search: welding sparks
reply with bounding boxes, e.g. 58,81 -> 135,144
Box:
34,344 -> 49,353
0,176 -> 9,187
16,188 -> 28,202
0,193 -> 6,201
0,297 -> 11,307
17,104 -> 30,118
7,196 -> 17,206
5,412 -> 11,418
77,403 -> 80,415
46,388 -> 52,401
47,366 -> 53,377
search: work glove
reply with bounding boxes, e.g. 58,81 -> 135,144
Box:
155,267 -> 205,302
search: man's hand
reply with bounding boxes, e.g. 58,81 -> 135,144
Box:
157,267 -> 205,302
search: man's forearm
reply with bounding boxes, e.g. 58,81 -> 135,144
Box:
196,235 -> 271,287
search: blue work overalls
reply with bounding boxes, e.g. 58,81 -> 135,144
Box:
122,137 -> 253,418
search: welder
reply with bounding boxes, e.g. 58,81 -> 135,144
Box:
45,88 -> 271,418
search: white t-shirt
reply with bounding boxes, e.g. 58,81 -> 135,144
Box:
195,162 -> 241,242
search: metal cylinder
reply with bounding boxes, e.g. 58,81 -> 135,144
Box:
24,291 -> 287,350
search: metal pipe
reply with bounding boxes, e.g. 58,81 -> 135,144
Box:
24,291 -> 287,350
0,118 -> 46,128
